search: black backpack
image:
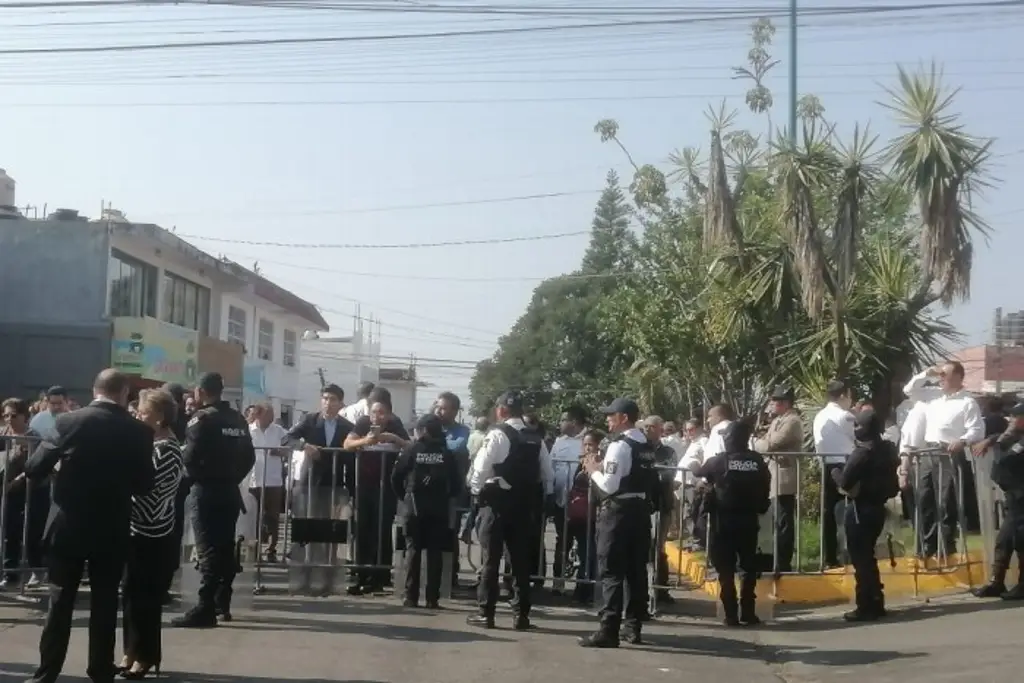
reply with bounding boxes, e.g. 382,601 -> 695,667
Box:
876,441 -> 901,501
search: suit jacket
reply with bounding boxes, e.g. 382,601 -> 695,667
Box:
25,400 -> 155,555
753,410 -> 804,497
286,411 -> 354,489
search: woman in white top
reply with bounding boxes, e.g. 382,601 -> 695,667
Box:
120,389 -> 184,680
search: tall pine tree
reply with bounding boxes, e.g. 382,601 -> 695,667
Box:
470,171 -> 636,418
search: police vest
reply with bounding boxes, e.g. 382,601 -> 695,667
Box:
492,423 -> 543,495
605,436 -> 659,508
405,445 -> 451,517
714,452 -> 770,515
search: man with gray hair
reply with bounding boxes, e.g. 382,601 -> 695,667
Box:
640,415 -> 680,604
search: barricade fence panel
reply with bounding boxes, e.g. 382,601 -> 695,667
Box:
0,433 -> 47,598
1,439 -> 1001,605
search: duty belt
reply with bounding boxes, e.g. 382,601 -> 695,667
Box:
599,492 -> 646,509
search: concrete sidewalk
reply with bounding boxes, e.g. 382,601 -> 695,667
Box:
0,592 -> 1017,683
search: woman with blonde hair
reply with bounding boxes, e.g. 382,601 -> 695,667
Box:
119,389 -> 184,679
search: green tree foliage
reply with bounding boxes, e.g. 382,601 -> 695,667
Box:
592,19 -> 990,421
468,171 -> 636,419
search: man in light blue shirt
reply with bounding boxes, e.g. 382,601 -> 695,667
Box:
29,385 -> 69,442
435,391 -> 471,587
549,405 -> 586,593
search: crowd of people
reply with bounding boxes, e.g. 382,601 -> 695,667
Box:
3,357 -> 1024,677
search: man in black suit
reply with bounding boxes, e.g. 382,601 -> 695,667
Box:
23,368 -> 155,683
285,383 -> 354,594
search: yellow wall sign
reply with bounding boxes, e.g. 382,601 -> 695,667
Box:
111,317 -> 199,385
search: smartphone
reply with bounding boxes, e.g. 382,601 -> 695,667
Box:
370,425 -> 382,435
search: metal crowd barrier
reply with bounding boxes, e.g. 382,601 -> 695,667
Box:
0,433 -> 48,601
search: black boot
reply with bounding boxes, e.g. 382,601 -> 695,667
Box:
579,629 -> 620,648
975,566 -> 1008,598
739,599 -> 760,626
171,606 -> 218,629
1001,581 -> 1024,601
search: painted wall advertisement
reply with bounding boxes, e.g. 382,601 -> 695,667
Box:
111,317 -> 198,385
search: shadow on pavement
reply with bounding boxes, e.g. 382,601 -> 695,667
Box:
771,596 -> 1022,632
0,664 -> 387,683
230,613 -> 513,643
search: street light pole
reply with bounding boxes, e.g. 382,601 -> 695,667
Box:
788,0 -> 798,143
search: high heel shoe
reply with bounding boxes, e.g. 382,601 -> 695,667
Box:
120,662 -> 160,679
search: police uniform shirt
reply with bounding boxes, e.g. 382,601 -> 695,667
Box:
392,439 -> 459,519
591,427 -> 646,496
467,417 -> 555,496
183,402 -> 255,484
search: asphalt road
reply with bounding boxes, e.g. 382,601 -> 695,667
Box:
0,588 -> 1019,683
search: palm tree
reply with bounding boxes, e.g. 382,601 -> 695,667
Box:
702,64 -> 991,397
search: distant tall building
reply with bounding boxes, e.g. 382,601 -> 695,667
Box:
995,309 -> 1024,347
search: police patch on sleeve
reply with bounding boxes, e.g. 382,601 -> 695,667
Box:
604,461 -> 618,475
1012,442 -> 1023,454
187,416 -> 200,427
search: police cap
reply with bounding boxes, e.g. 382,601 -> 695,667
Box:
770,385 -> 796,402
162,382 -> 187,403
1009,403 -> 1024,418
416,412 -> 443,431
197,372 -> 224,395
495,391 -> 524,411
600,397 -> 640,422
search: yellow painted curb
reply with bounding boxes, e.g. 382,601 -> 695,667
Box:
665,541 -> 986,604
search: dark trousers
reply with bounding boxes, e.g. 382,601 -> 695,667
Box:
189,490 -> 240,614
917,454 -> 961,557
2,485 -> 49,581
353,483 -> 396,588
709,515 -> 759,619
567,519 -> 597,600
122,533 -> 177,666
774,494 -> 796,572
822,464 -> 844,566
845,501 -> 885,610
401,515 -> 447,604
551,505 -> 568,582
595,499 -> 650,635
31,545 -> 125,683
170,483 -> 189,571
476,501 -> 532,618
526,503 -> 544,585
654,507 -> 672,590
993,500 -> 1024,575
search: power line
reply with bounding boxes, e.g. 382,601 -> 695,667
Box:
184,230 -> 588,249
225,252 -> 624,283
2,1 -> 1020,55
5,84 -> 1019,107
148,189 -> 599,217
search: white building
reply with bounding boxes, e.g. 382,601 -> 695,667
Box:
218,265 -> 330,427
297,315 -> 381,417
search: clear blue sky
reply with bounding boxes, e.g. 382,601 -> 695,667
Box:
2,1 -> 1021,412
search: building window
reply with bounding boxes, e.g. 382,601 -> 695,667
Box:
258,318 -> 274,361
108,249 -> 157,318
279,404 -> 294,428
227,305 -> 247,348
283,329 -> 297,367
162,271 -> 211,335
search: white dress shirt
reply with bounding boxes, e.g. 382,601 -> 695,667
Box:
661,434 -> 688,464
467,418 -> 555,496
900,401 -> 929,454
812,401 -> 856,465
341,398 -> 369,424
592,427 -> 645,496
249,422 -> 288,488
702,420 -> 731,464
923,390 -> 985,446
675,434 -> 708,483
550,433 -> 583,507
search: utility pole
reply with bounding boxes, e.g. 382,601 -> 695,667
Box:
994,307 -> 1004,395
788,0 -> 798,143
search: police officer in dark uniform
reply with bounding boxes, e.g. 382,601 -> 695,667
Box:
694,419 -> 770,627
975,403 -> 1024,600
172,373 -> 256,628
466,391 -> 553,630
391,413 -> 461,608
579,398 -> 657,648
832,409 -> 900,622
